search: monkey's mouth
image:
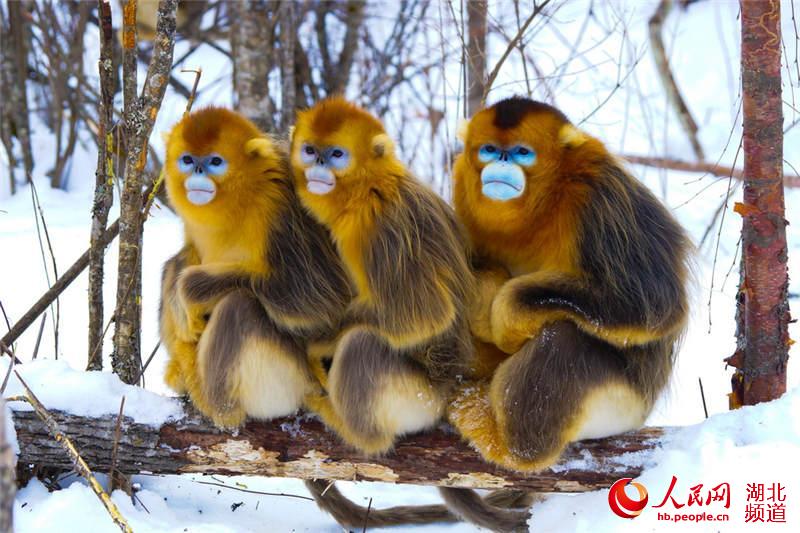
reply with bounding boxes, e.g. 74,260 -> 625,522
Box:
480,163 -> 526,201
305,167 -> 336,195
184,176 -> 217,205
482,179 -> 522,192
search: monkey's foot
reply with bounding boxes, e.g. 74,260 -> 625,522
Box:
304,393 -> 395,455
447,381 -> 551,472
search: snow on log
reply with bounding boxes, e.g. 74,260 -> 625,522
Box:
11,409 -> 666,492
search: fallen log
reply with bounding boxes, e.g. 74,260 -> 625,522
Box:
11,408 -> 667,492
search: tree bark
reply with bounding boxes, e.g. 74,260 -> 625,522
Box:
729,0 -> 790,406
11,409 -> 665,492
0,401 -> 14,533
6,0 -> 33,184
88,0 -> 117,371
466,0 -> 488,117
0,3 -> 18,195
113,0 -> 178,384
230,0 -> 276,132
278,1 -> 296,131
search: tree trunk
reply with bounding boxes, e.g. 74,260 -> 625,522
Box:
0,3 -> 18,195
6,0 -> 33,184
88,0 -> 117,371
466,0 -> 488,117
230,0 -> 275,132
11,409 -> 665,493
278,1 -> 296,131
113,0 -> 178,384
730,0 -> 790,406
0,401 -> 14,533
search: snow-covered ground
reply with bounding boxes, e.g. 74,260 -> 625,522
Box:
2,0 -> 800,531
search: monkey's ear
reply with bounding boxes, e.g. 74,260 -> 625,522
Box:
288,125 -> 295,142
558,124 -> 587,148
371,133 -> 395,158
245,137 -> 276,159
456,119 -> 471,142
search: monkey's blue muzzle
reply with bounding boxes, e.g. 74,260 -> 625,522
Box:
480,162 -> 526,201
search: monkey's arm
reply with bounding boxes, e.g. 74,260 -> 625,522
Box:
356,188 -> 473,349
490,270 -> 685,354
161,245 -> 201,343
469,266 -> 510,343
176,262 -> 257,340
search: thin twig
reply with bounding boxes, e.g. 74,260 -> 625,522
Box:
179,68 -> 202,114
11,372 -> 133,532
191,480 -> 314,501
363,497 -> 373,533
0,357 -> 14,396
482,0 -> 551,104
698,378 -> 708,419
621,153 -> 800,188
31,313 -> 47,360
134,341 -> 160,387
109,396 -> 126,492
648,0 -> 705,160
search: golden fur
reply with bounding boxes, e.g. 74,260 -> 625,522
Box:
448,97 -> 690,473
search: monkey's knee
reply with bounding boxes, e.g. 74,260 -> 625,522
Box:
198,291 -> 314,427
327,328 -> 444,453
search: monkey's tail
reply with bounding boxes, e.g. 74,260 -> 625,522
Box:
439,487 -> 531,532
305,479 -> 458,527
307,480 -> 535,531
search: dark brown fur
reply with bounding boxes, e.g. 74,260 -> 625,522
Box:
305,481 -> 534,529
439,487 -> 530,533
492,96 -> 568,130
348,179 -> 474,380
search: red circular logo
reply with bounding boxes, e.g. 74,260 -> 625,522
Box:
608,478 -> 649,519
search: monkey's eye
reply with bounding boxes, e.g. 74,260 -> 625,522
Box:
478,144 -> 501,163
203,154 -> 228,176
510,145 -> 536,167
326,146 -> 350,170
178,154 -> 195,172
300,144 -> 318,165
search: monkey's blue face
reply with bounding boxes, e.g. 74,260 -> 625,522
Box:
177,153 -> 228,205
298,144 -> 351,195
477,144 -> 535,201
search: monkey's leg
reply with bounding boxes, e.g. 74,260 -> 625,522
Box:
451,320 -> 649,472
196,290 -> 316,428
306,327 -> 445,454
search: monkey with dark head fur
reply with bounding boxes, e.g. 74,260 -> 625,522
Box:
160,107 -> 352,428
448,97 -> 690,474
290,97 -> 476,454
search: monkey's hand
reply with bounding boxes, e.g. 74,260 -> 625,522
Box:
490,271 -> 579,354
176,265 -> 224,341
470,267 -> 511,343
